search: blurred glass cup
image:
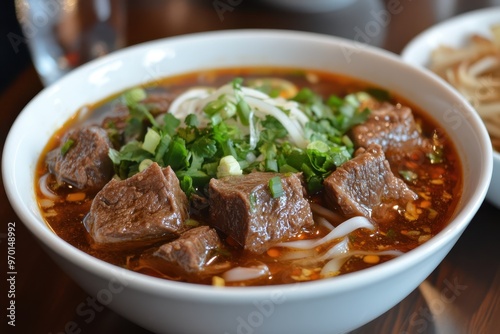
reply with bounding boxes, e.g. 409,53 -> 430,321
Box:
15,0 -> 126,86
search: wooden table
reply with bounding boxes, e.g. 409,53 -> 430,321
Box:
1,0 -> 499,333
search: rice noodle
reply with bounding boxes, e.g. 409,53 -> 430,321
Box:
285,236 -> 350,265
348,249 -> 404,258
468,56 -> 500,79
241,86 -> 269,99
222,263 -> 270,282
245,96 -> 308,147
248,111 -> 258,149
39,198 -> 55,208
166,82 -> 311,149
319,249 -> 404,277
278,248 -> 317,261
276,216 -> 374,250
316,216 -> 335,231
272,215 -> 404,278
476,102 -> 500,118
318,237 -> 350,260
310,202 -> 344,225
39,173 -> 59,200
484,115 -> 500,131
167,87 -> 213,119
429,25 -> 500,151
320,256 -> 350,277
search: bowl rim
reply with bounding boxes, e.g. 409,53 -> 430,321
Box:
2,29 -> 493,301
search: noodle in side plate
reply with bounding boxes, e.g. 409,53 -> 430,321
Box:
429,24 -> 500,150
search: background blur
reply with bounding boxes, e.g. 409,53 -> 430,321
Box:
3,0 -> 500,90
1,0 -> 30,91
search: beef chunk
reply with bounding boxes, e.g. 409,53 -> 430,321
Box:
209,172 -> 314,254
85,163 -> 189,245
351,103 -> 430,159
102,104 -> 129,138
142,92 -> 175,115
323,144 -> 418,220
154,226 -> 221,273
46,125 -> 113,191
189,193 -> 210,217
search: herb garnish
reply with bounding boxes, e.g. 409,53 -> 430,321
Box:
108,78 -> 374,196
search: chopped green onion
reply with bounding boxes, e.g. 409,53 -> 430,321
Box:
427,148 -> 444,164
124,88 -> 147,105
138,159 -> 154,172
279,164 -> 299,173
108,148 -> 121,165
60,139 -> 75,157
210,113 -> 223,125
268,176 -> 284,198
221,139 -> 238,158
386,229 -> 396,239
142,128 -> 161,154
184,218 -> 200,227
265,159 -> 278,172
399,170 -> 418,182
204,97 -> 237,120
236,99 -> 251,126
232,78 -> 251,126
217,155 -> 243,178
341,135 -> 353,148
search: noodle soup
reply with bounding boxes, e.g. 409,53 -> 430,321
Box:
36,68 -> 462,286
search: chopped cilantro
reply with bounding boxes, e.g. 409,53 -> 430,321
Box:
108,79 -> 377,196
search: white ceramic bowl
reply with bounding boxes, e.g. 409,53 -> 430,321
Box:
401,7 -> 500,209
2,30 -> 492,334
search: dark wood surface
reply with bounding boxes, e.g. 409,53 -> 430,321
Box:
1,0 -> 499,333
